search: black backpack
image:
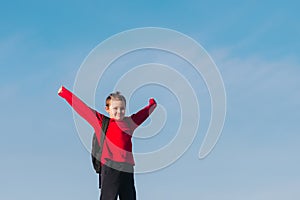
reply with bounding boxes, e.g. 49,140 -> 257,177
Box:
91,115 -> 110,175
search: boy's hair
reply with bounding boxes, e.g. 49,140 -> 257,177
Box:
105,91 -> 126,107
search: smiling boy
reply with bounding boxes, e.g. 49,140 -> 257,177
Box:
58,86 -> 157,200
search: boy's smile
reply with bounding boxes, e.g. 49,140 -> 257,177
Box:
105,99 -> 126,120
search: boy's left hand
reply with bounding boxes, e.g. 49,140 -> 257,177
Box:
149,98 -> 156,106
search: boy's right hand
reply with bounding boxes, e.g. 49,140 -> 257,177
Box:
58,86 -> 63,94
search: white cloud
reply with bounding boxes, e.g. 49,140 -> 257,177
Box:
211,49 -> 300,99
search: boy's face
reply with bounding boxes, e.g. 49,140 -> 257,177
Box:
105,99 -> 126,120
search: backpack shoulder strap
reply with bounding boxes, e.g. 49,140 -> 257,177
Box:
100,115 -> 109,141
99,115 -> 110,159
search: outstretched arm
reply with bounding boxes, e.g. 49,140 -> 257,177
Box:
129,98 -> 157,130
58,86 -> 101,131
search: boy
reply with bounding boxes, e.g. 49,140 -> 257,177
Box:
58,86 -> 157,200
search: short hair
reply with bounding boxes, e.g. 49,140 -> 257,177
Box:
105,91 -> 126,107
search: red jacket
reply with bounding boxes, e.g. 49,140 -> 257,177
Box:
59,86 -> 157,165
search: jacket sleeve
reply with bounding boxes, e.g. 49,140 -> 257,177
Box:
129,98 -> 157,130
58,86 -> 102,132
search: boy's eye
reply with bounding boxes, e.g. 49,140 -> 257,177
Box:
113,107 -> 125,110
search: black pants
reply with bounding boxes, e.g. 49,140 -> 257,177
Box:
100,162 -> 136,200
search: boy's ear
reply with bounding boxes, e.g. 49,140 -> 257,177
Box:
105,106 -> 109,113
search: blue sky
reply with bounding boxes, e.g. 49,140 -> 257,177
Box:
1,0 -> 300,200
